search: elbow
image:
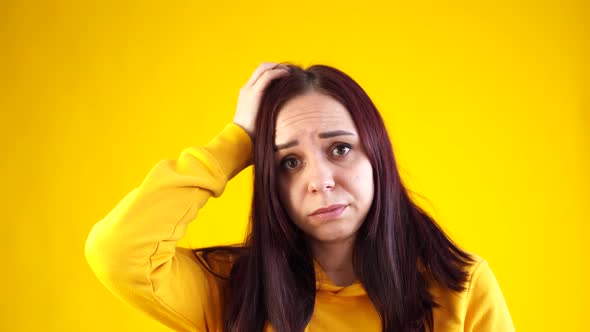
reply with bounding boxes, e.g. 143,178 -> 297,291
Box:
84,223 -> 108,277
84,219 -> 151,287
84,222 -> 121,283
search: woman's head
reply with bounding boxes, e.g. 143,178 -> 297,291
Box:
253,64 -> 399,248
274,91 -> 374,245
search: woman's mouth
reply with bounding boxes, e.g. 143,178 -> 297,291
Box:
309,204 -> 348,221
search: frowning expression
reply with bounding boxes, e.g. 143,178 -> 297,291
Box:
274,91 -> 374,244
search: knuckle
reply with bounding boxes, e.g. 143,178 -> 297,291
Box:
261,62 -> 277,69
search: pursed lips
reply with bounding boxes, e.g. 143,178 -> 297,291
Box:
309,204 -> 348,216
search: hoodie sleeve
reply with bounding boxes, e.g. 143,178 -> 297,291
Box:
84,123 -> 252,332
463,259 -> 515,332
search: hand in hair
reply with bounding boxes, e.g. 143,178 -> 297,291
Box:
233,62 -> 290,140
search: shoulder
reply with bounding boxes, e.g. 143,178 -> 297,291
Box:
461,252 -> 515,331
428,252 -> 515,331
462,252 -> 503,304
443,251 -> 504,306
463,252 -> 486,286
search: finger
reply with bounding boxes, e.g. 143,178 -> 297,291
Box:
251,67 -> 290,93
245,62 -> 280,88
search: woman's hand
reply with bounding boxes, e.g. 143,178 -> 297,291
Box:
233,62 -> 291,140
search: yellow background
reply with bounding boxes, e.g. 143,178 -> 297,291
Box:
1,0 -> 587,331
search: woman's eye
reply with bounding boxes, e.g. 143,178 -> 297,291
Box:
281,158 -> 300,170
331,144 -> 351,156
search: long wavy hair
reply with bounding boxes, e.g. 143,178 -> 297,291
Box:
194,64 -> 474,332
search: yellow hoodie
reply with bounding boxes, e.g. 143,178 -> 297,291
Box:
85,123 -> 515,332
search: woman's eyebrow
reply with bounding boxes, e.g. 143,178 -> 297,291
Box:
275,141 -> 299,151
318,130 -> 355,139
274,130 -> 355,151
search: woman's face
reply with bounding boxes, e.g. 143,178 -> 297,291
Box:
274,91 -> 374,245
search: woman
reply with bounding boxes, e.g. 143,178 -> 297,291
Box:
85,62 -> 514,332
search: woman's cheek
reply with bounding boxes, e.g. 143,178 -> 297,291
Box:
278,178 -> 297,214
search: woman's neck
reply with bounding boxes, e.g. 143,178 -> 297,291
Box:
310,237 -> 357,287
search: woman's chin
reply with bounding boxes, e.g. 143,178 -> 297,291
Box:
307,225 -> 358,245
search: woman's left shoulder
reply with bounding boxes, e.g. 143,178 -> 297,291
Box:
428,252 -> 515,331
460,252 -> 515,331
461,252 -> 499,292
463,251 -> 486,278
459,251 -> 505,300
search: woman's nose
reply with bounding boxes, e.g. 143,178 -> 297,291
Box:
306,159 -> 335,193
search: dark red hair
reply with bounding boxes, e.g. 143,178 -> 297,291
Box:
195,64 -> 474,332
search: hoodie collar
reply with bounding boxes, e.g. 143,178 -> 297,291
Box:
313,259 -> 367,297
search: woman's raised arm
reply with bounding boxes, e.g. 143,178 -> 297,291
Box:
84,62 -> 290,332
85,123 -> 252,332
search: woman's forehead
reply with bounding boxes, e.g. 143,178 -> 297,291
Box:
274,92 -> 356,139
